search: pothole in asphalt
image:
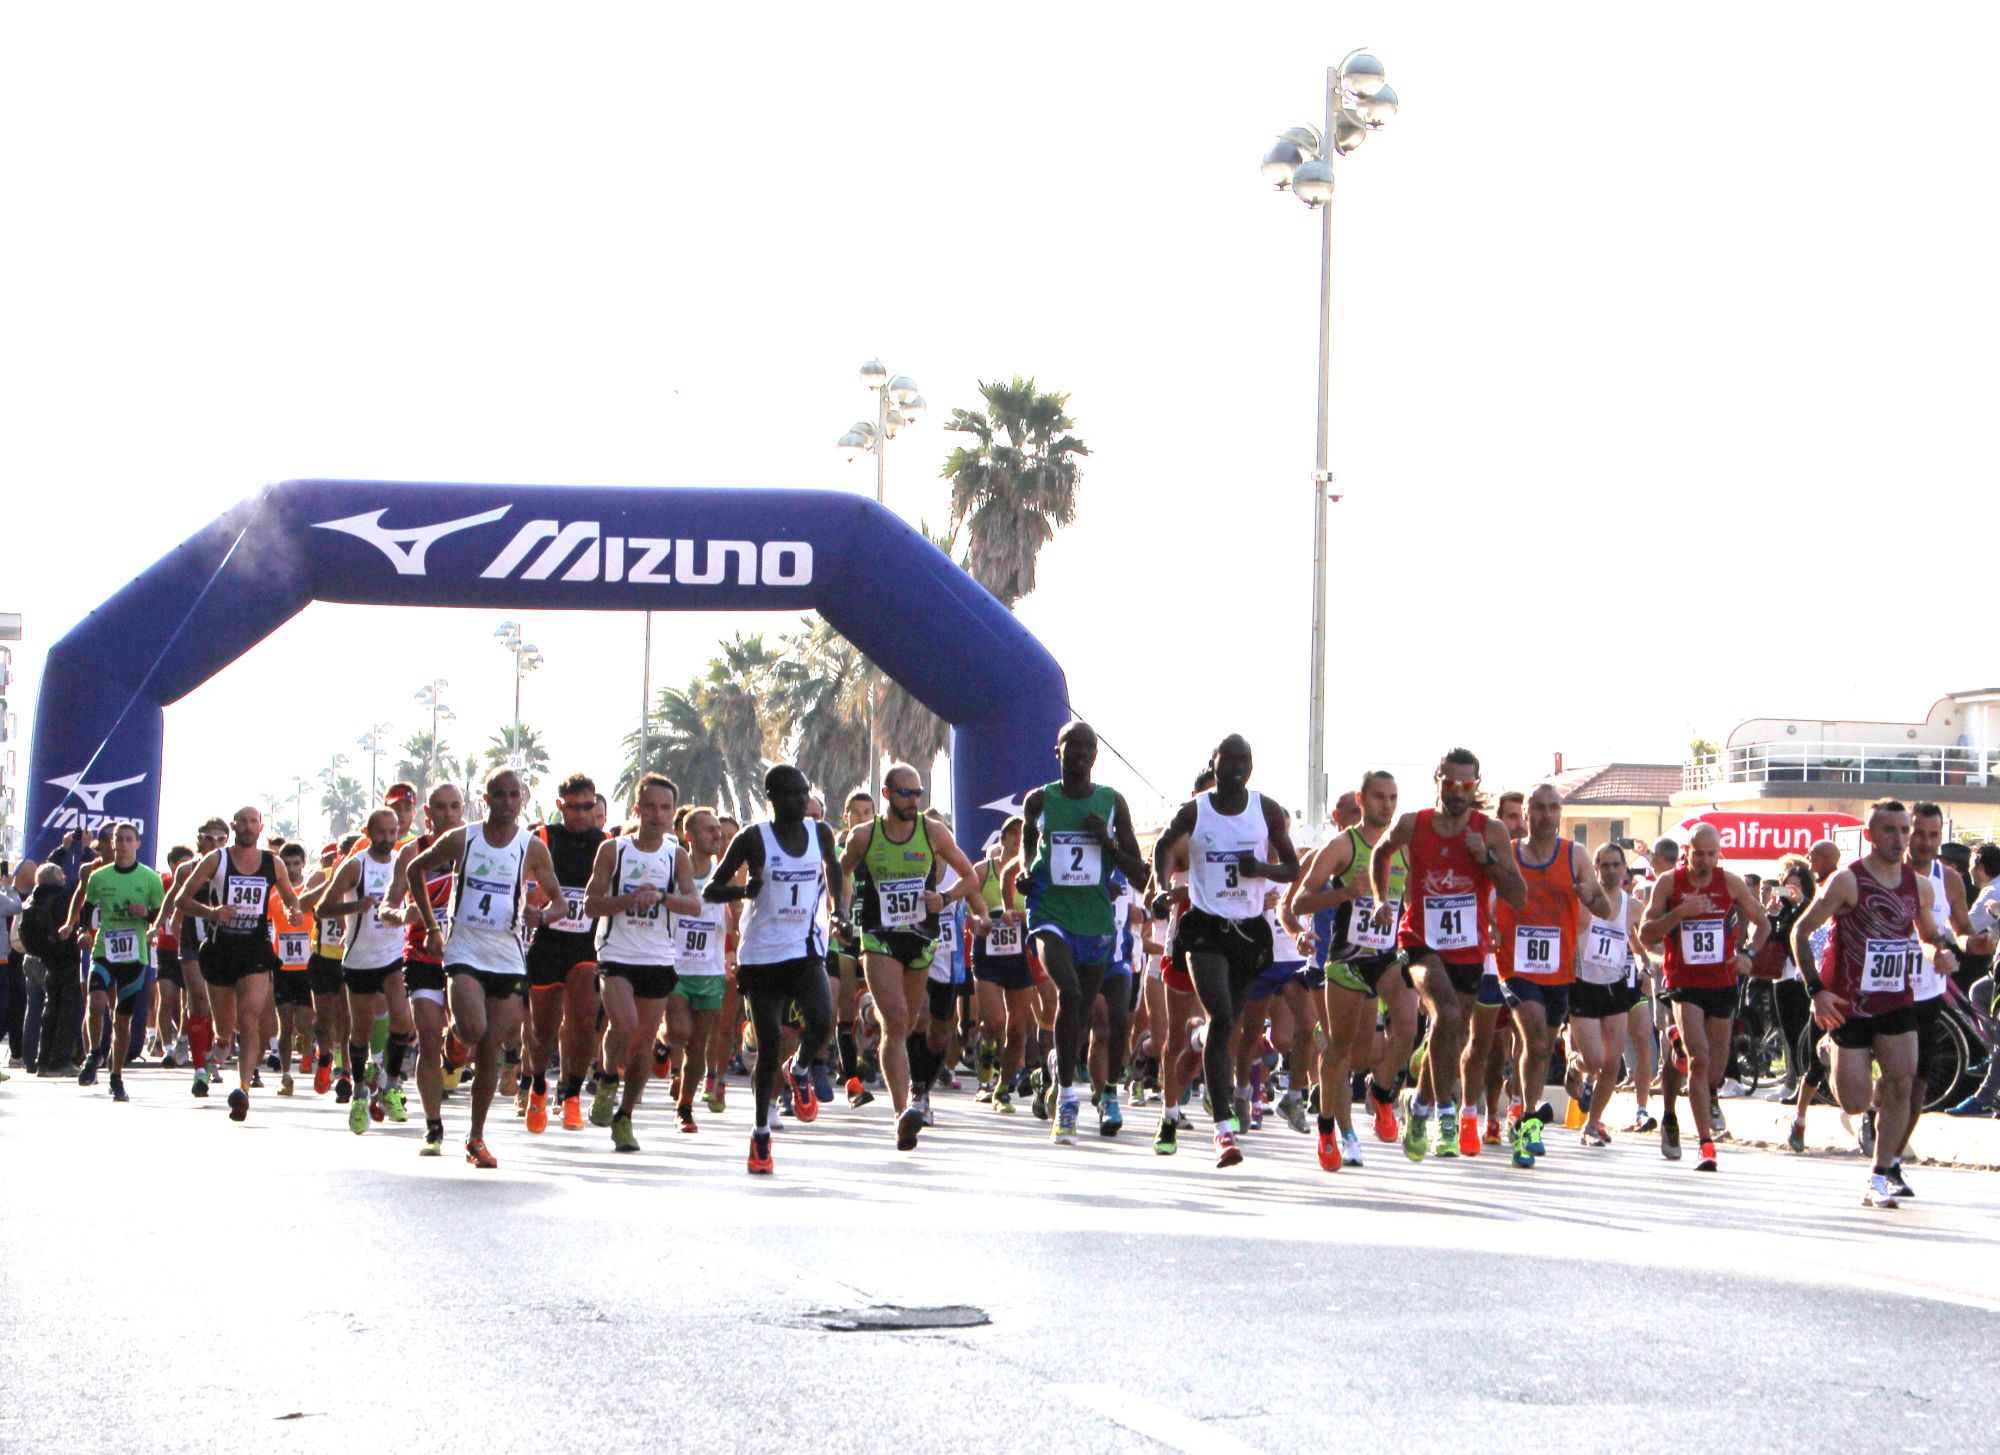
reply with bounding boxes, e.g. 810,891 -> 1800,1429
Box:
807,1304 -> 990,1332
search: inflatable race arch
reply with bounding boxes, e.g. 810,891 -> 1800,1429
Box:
25,480 -> 1071,863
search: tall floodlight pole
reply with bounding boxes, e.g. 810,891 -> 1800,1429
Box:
837,359 -> 926,790
493,622 -> 542,772
359,722 -> 391,804
1260,49 -> 1399,834
415,679 -> 452,789
638,612 -> 653,782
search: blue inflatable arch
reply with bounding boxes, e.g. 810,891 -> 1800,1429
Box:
25,480 -> 1071,863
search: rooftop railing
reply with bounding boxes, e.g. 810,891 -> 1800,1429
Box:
1683,741 -> 1992,793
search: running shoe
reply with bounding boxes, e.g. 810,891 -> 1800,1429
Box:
464,1137 -> 498,1169
747,1129 -> 773,1174
1710,1102 -> 1728,1141
250,1069 -> 263,1089
1511,1121 -> 1535,1168
1947,1092 -> 1996,1117
368,1093 -> 385,1124
707,1075 -> 728,1113
1154,1114 -> 1178,1155
916,1090 -> 935,1128
1885,1165 -> 1915,1200
1629,1110 -> 1657,1133
78,1054 -> 99,1087
1214,1123 -> 1243,1169
1458,1112 -> 1482,1157
420,1123 -> 444,1156
896,1106 -> 924,1151
1695,1140 -> 1717,1172
110,1076 -> 129,1103
1278,1090 -> 1309,1135
266,1049 -> 281,1071
589,1077 -> 617,1128
1660,1118 -> 1681,1160
992,1087 -> 1014,1114
299,1048 -> 314,1077
785,1057 -> 819,1123
278,1073 -> 295,1097
1858,1109 -> 1876,1158
561,1095 -> 584,1131
677,1103 -> 697,1134
349,1095 -> 369,1136
526,1091 -> 549,1134
1316,1125 -> 1342,1172
1666,1025 -> 1689,1078
1435,1107 -> 1460,1159
652,1040 -> 672,1079
313,1061 -> 332,1096
1370,1088 -> 1400,1144
383,1087 -> 407,1123
1579,1125 -> 1611,1148
441,1064 -> 464,1092
1483,1114 -> 1502,1146
333,1074 -> 350,1104
1341,1128 -> 1364,1167
975,1082 -> 994,1104
1029,1068 -> 1050,1121
1100,1087 -> 1123,1136
1232,1091 -> 1253,1134
1786,1119 -> 1806,1154
1052,1100 -> 1079,1145
1862,1172 -> 1899,1208
1401,1101 -> 1430,1163
611,1113 -> 639,1153
845,1076 -> 873,1109
228,1088 -> 249,1123
810,1061 -> 835,1105
1523,1117 -> 1546,1157
193,1066 -> 212,1098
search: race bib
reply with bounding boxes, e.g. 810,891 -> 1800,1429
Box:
1678,917 -> 1726,966
102,928 -> 139,963
1513,924 -> 1561,975
878,877 -> 927,929
766,868 -> 819,925
277,931 -> 311,965
985,917 -> 1023,957
1863,937 -> 1917,995
1347,896 -> 1398,954
549,887 -> 590,934
225,876 -> 268,927
317,916 -> 348,948
1050,832 -> 1101,888
1581,921 -> 1629,981
1423,893 -> 1477,952
459,877 -> 514,931
676,914 -> 723,973
1909,944 -> 1943,999
1202,850 -> 1257,913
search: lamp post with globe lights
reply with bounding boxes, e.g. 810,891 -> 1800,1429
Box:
835,359 -> 926,784
415,679 -> 453,791
1261,48 -> 1399,835
493,622 -> 543,773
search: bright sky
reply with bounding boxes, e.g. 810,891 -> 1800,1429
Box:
5,3 -> 1996,849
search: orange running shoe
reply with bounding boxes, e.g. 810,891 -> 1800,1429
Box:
1369,1091 -> 1399,1144
786,1057 -> 819,1123
653,1040 -> 672,1080
1459,1113 -> 1482,1157
747,1129 -> 773,1174
1315,1126 -> 1342,1172
1483,1115 -> 1502,1146
464,1137 -> 498,1169
561,1095 -> 584,1131
313,1060 -> 332,1096
298,1049 -> 313,1077
526,1091 -> 549,1134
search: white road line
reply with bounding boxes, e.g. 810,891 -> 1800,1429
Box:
1054,1382 -> 1265,1455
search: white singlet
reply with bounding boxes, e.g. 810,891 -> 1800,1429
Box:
344,853 -> 404,971
442,825 -> 530,975
1187,790 -> 1269,921
737,821 -> 827,966
674,868 -> 727,977
1912,860 -> 1951,1002
596,837 -> 680,968
1578,889 -> 1633,986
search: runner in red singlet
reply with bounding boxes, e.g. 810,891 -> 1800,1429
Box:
1639,822 -> 1769,1172
396,782 -> 465,1155
1368,748 -> 1526,1161
1787,799 -> 1955,1207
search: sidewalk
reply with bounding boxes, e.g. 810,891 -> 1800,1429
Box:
1590,1087 -> 2000,1171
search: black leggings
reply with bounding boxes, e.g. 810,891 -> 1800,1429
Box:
1773,976 -> 1825,1090
1189,952 -> 1259,1126
1033,932 -> 1107,1089
739,957 -> 834,1129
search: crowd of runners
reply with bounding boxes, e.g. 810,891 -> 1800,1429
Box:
18,723 -> 1998,1208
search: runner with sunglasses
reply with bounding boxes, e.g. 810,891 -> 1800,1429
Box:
523,772 -> 609,1135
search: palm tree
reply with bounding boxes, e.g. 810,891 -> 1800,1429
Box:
698,633 -> 773,814
763,617 -> 868,804
318,773 -> 367,836
619,682 -> 731,811
941,374 -> 1090,606
395,732 -> 451,798
484,724 -> 551,795
872,519 -> 955,776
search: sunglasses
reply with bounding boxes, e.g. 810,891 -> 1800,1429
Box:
560,799 -> 596,812
888,787 -> 924,800
1439,777 -> 1479,791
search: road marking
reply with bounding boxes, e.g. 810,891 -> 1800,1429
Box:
1054,1382 -> 1265,1455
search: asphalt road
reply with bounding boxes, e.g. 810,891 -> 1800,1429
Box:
4,1065 -> 1996,1454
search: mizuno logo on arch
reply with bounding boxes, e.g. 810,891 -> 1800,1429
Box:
478,520 -> 813,587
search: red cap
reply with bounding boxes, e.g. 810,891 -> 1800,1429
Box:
384,784 -> 416,806
320,841 -> 339,858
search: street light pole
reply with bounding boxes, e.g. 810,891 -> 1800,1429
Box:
359,723 -> 391,805
1262,49 -> 1399,835
638,611 -> 652,780
415,679 -> 451,790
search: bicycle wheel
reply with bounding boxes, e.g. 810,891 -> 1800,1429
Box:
1919,1014 -> 1970,1112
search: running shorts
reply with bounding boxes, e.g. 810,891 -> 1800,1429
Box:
600,961 -> 677,1000
1663,982 -> 1737,1021
1326,954 -> 1404,997
88,959 -> 148,1007
447,965 -> 525,1001
1500,976 -> 1570,1026
200,936 -> 278,988
307,953 -> 345,996
1831,1002 -> 1919,1051
860,928 -> 938,972
672,973 -> 725,1012
273,969 -> 313,1008
403,959 -> 445,996
1569,978 -> 1639,1019
526,932 -> 598,990
1027,920 -> 1115,970
1175,908 -> 1273,985
344,960 -> 402,996
974,951 -> 1033,992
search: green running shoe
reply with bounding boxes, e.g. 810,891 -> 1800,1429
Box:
348,1094 -> 369,1136
1402,1101 -> 1430,1163
1511,1119 -> 1536,1168
1154,1114 -> 1179,1155
1435,1106 -> 1460,1159
382,1087 -> 408,1123
589,1077 -> 617,1127
1523,1116 -> 1546,1157
611,1112 -> 639,1153
992,1087 -> 1015,1115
